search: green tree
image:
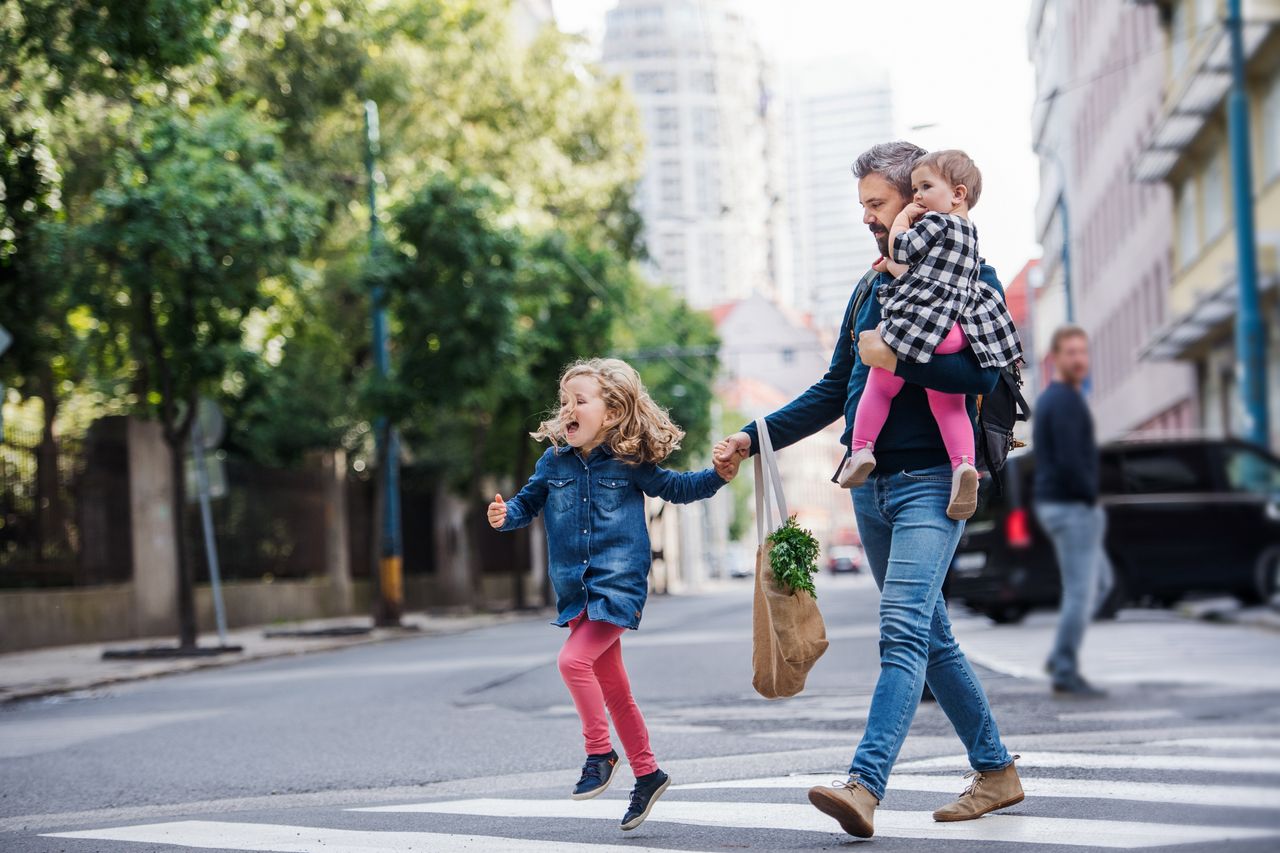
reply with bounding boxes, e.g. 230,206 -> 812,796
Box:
204,0 -> 649,471
611,282 -> 720,470
72,101 -> 317,646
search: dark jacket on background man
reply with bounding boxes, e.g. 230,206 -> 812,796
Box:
1032,381 -> 1099,505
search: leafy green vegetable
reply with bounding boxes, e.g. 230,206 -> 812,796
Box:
766,516 -> 820,599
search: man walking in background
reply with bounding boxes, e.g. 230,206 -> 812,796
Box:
1033,325 -> 1114,698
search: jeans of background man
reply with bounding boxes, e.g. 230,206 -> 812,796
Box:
848,464 -> 1013,800
1034,501 -> 1115,685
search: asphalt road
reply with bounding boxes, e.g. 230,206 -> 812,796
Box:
3,574 -> 1279,852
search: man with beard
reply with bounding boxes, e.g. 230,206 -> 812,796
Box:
713,141 -> 1023,838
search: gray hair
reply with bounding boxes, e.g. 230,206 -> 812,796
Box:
852,141 -> 927,200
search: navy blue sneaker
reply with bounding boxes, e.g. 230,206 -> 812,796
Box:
620,769 -> 670,831
571,750 -> 620,800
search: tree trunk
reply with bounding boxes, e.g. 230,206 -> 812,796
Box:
510,437 -> 530,610
34,365 -> 63,568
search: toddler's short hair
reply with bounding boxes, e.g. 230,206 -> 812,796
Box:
915,149 -> 982,210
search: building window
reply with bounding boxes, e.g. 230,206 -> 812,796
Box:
695,161 -> 721,216
1171,0 -> 1189,76
654,107 -> 679,148
659,160 -> 682,207
634,71 -> 676,94
692,107 -> 718,147
1203,148 -> 1227,240
1262,74 -> 1280,179
1177,176 -> 1199,266
1196,0 -> 1217,30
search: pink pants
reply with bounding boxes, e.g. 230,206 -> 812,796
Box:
557,613 -> 657,776
852,323 -> 975,468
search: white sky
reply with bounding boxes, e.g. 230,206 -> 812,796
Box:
551,0 -> 1042,284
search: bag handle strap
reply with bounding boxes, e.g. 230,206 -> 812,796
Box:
754,417 -> 789,545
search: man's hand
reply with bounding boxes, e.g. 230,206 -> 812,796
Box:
856,328 -> 898,373
487,494 -> 507,529
713,432 -> 751,480
715,450 -> 744,482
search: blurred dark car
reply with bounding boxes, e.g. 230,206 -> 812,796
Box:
827,545 -> 864,574
944,437 -> 1280,624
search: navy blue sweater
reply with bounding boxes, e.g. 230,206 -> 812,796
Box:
743,266 -> 1005,475
1032,381 -> 1099,505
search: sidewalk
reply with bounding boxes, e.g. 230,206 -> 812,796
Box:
952,607 -> 1280,691
0,609 -> 551,704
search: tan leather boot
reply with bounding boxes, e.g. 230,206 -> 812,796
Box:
808,778 -> 879,838
932,756 -> 1024,821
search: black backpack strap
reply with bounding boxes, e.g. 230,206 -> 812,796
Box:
849,268 -> 877,330
831,269 -> 879,484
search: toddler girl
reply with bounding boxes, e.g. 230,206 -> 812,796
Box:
840,150 -> 1022,520
488,357 -> 738,831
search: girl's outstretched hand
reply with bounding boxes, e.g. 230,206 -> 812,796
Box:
487,494 -> 507,529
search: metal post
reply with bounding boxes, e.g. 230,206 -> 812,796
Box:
190,419 -> 228,646
1057,193 -> 1075,324
365,99 -> 403,624
1226,0 -> 1271,448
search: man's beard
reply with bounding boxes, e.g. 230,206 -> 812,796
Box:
871,228 -> 889,258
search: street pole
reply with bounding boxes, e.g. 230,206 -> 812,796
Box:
1226,0 -> 1272,449
1056,193 -> 1075,325
1032,139 -> 1076,323
365,99 -> 404,625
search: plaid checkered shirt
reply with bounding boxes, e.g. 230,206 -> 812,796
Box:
879,211 -> 1022,368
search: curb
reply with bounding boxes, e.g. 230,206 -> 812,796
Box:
0,609 -> 553,705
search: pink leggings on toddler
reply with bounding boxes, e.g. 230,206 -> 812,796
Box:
852,323 -> 974,468
557,612 -> 657,776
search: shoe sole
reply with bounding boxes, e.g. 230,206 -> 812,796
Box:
570,760 -> 620,801
933,792 -> 1025,822
946,467 -> 979,520
837,458 -> 876,490
808,787 -> 874,838
620,775 -> 671,831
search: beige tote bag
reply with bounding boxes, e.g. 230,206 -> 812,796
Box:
750,417 -> 830,699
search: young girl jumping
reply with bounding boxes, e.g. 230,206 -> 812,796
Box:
839,149 -> 1022,520
488,357 -> 738,831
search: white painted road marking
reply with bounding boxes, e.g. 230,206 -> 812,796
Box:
46,820 -> 675,853
355,797 -> 1280,848
1144,737 -> 1280,753
896,750 -> 1280,774
673,773 -> 1280,809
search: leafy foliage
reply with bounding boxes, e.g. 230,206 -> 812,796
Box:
767,516 -> 820,599
72,101 -> 318,442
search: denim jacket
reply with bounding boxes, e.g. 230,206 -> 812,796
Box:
500,444 -> 725,629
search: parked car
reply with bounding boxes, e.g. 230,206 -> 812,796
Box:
945,437 -> 1280,624
827,545 -> 865,574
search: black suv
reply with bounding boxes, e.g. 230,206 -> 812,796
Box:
945,437 -> 1280,624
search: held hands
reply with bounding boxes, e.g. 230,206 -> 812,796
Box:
487,494 -> 507,529
713,432 -> 751,482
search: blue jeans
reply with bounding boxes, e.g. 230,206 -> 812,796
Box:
849,464 -> 1013,800
1034,501 -> 1114,684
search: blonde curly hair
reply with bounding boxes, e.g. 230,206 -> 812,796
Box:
532,358 -> 684,465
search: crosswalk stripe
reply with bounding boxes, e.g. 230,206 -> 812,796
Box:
355,797 -> 1280,848
896,751 -> 1280,774
45,820 -> 674,853
1144,737 -> 1280,753
672,773 -> 1280,809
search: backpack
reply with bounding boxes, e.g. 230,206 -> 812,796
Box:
843,271 -> 1032,495
974,361 -> 1032,496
